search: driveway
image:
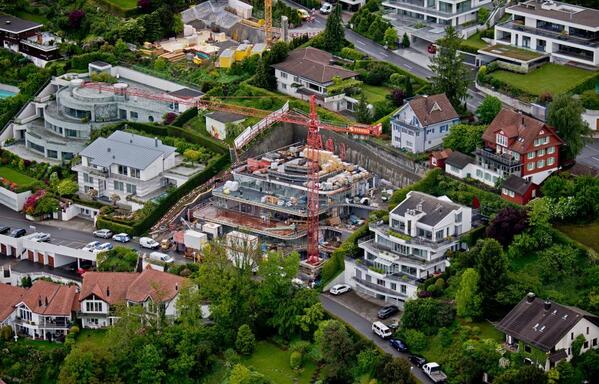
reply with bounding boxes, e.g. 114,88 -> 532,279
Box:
325,290 -> 401,324
320,294 -> 433,384
576,139 -> 599,172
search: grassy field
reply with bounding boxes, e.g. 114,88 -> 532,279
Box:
242,341 -> 318,384
17,338 -> 65,352
557,221 -> 599,251
488,64 -> 597,96
0,167 -> 39,186
14,10 -> 49,24
75,329 -> 110,348
105,0 -> 138,9
362,84 -> 392,104
461,32 -> 488,51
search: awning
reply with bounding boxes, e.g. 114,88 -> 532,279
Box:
374,257 -> 393,267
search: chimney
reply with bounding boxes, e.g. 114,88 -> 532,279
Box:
544,300 -> 551,310
526,292 -> 535,302
44,297 -> 48,306
106,286 -> 110,297
175,283 -> 179,291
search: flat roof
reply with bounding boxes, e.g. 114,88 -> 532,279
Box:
0,15 -> 42,33
508,0 -> 599,29
478,44 -> 548,63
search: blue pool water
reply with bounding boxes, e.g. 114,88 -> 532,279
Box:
0,90 -> 17,99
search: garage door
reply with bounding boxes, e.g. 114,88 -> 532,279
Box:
37,253 -> 44,264
28,250 -> 34,261
1,244 -> 5,255
48,256 -> 54,268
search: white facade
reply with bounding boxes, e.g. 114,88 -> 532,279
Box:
0,186 -> 32,211
383,0 -> 492,27
346,191 -> 472,305
494,1 -> 599,67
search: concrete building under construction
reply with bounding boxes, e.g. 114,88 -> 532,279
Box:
193,145 -> 376,254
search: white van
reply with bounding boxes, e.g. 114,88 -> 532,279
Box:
372,321 -> 393,339
149,251 -> 175,264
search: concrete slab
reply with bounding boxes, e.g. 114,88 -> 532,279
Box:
41,218 -> 95,234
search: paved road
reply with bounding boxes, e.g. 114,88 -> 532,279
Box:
0,207 -> 189,264
320,294 -> 433,384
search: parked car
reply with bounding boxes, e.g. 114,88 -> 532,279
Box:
389,338 -> 409,353
0,225 -> 10,234
377,305 -> 399,319
329,284 -> 351,295
10,228 -> 26,238
372,321 -> 393,339
320,2 -> 333,14
112,233 -> 131,243
297,9 -> 310,20
95,242 -> 113,252
32,233 -> 51,242
93,229 -> 113,238
149,251 -> 174,264
140,237 -> 160,249
82,241 -> 101,252
423,362 -> 447,383
408,354 -> 427,368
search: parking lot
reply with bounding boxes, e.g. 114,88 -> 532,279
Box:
323,290 -> 402,324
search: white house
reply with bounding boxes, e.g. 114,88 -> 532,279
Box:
391,94 -> 460,153
271,47 -> 359,112
382,0 -> 492,27
73,131 -> 180,206
494,0 -> 599,68
0,283 -> 26,327
205,111 -> 246,140
496,293 -> 599,371
78,268 -> 187,329
345,191 -> 472,305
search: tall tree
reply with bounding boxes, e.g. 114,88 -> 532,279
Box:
322,5 -> 344,53
476,238 -> 509,317
476,96 -> 502,124
547,94 -> 591,160
429,26 -> 469,110
376,355 -> 417,384
456,268 -> 482,321
356,94 -> 372,123
314,320 -> 356,381
443,124 -> 486,154
486,206 -> 529,247
384,27 -> 398,49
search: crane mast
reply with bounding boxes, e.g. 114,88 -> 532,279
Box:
264,0 -> 272,46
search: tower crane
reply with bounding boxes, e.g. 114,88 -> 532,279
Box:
80,81 -> 381,265
264,0 -> 272,46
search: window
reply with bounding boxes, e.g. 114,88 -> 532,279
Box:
547,146 -> 555,154
126,184 -> 136,194
435,229 -> 444,240
83,173 -> 90,183
130,168 -> 140,179
85,301 -> 103,312
47,150 -> 58,159
528,152 -> 535,159
527,162 -> 535,171
130,111 -> 138,119
537,149 -> 545,157
547,157 -> 555,166
584,341 -> 589,349
117,165 -> 128,176
148,116 -> 154,122
400,285 -> 407,294
524,345 -> 531,353
537,159 -> 545,168
426,128 -> 434,135
280,72 -> 288,79
439,125 -> 448,133
377,279 -> 385,287
390,283 -> 397,291
114,181 -> 124,191
534,137 -> 549,146
496,134 -> 507,147
281,84 -> 287,90
119,109 -> 127,119
65,128 -> 79,137
476,169 -> 483,178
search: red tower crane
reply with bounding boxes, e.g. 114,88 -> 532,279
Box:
80,82 -> 381,264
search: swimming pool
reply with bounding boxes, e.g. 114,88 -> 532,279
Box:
0,90 -> 16,99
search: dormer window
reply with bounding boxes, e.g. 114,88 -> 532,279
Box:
496,133 -> 507,147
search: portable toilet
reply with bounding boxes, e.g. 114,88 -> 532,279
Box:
219,48 -> 234,68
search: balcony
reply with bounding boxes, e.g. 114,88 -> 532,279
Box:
383,0 -> 456,18
498,21 -> 599,48
475,148 -> 521,168
369,222 -> 458,250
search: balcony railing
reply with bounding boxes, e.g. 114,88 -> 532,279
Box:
475,148 -> 521,167
498,21 -> 599,47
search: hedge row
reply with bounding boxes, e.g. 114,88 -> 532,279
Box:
96,216 -> 134,234
66,52 -> 117,71
571,71 -> 599,96
171,107 -> 199,127
95,0 -> 138,17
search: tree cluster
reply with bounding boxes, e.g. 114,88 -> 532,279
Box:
349,0 -> 393,45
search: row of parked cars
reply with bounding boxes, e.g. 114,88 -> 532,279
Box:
89,229 -> 174,263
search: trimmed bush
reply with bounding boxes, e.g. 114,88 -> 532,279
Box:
290,351 -> 303,369
96,216 -> 134,234
171,107 -> 199,127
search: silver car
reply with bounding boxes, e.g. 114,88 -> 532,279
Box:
93,229 -> 113,238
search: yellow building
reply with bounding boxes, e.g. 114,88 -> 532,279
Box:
219,48 -> 235,68
234,44 -> 252,62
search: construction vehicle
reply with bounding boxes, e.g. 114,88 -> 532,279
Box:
79,81 -> 381,266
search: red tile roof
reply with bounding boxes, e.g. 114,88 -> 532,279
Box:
408,94 -> 459,126
20,280 -> 78,316
79,272 -> 138,305
271,47 -> 358,84
127,268 -> 187,303
0,284 -> 26,321
482,109 -> 564,154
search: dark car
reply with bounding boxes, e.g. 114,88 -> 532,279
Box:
409,354 -> 427,368
10,228 -> 26,238
389,338 -> 409,353
377,305 -> 399,319
0,225 -> 10,235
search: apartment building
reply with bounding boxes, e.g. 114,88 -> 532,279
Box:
391,94 -> 459,153
272,47 -> 359,112
496,293 -> 599,371
79,268 -> 187,329
445,108 -> 564,186
345,191 -> 472,305
494,0 -> 599,67
0,15 -> 61,67
72,131 -> 186,206
6,62 -> 202,162
382,0 -> 492,27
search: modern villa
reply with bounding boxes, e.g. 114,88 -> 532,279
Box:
382,0 -> 493,27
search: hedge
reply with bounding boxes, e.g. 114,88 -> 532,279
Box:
389,168 -> 443,207
96,216 -> 134,234
69,196 -> 106,210
171,107 -> 199,127
66,52 -> 117,71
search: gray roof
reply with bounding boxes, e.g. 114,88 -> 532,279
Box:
80,131 -> 176,170
0,15 -> 42,33
207,111 -> 246,123
168,88 -> 203,99
496,294 -> 599,352
509,0 -> 599,28
89,60 -> 111,68
446,151 -> 474,169
391,191 -> 462,226
502,174 -> 533,195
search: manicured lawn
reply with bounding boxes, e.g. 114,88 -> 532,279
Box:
488,64 -> 597,96
105,0 -> 138,9
14,10 -> 49,24
361,84 -> 392,104
0,167 -> 39,186
242,341 -> 318,384
461,32 -> 488,51
75,329 -> 110,348
18,338 -> 65,352
557,221 -> 599,251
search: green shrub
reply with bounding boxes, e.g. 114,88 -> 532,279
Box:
289,340 -> 311,354
96,216 -> 134,234
290,351 -> 303,369
171,107 -> 199,127
340,47 -> 365,61
96,246 -> 138,272
401,329 -> 428,352
235,324 -> 256,355
580,90 -> 599,110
